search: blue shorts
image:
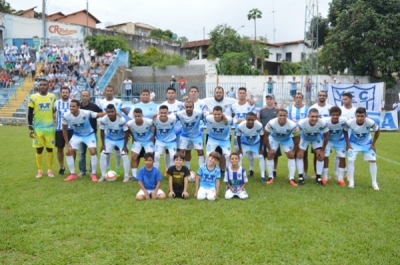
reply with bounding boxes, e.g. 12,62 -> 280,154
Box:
179,135 -> 203,150
70,133 -> 96,150
241,143 -> 261,156
347,142 -> 376,161
104,138 -> 125,154
206,137 -> 231,156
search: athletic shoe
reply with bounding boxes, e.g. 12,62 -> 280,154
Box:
303,173 -> 309,180
249,170 -> 254,177
64,174 -> 77,181
260,177 -> 266,184
116,169 -> 121,178
289,179 -> 298,187
36,170 -> 43,178
47,170 -> 54,178
77,172 -> 85,177
348,181 -> 354,188
315,178 -> 325,186
59,167 -> 65,176
123,176 -> 130,183
273,171 -> 277,178
91,174 -> 98,182
98,176 -> 105,182
372,182 -> 380,191
298,177 -> 305,185
131,176 -> 137,181
338,180 -> 346,187
266,177 -> 274,185
311,174 -> 316,179
322,178 -> 328,185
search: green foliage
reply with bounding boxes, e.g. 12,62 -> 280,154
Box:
216,52 -> 260,75
307,15 -> 330,48
322,0 -> 400,86
207,24 -> 243,59
0,1 -> 15,14
247,8 -> 262,21
150,28 -> 174,40
130,46 -> 186,69
34,11 -> 43,19
280,61 -> 302,75
84,35 -> 130,56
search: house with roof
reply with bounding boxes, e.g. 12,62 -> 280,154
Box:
46,9 -> 101,28
15,6 -> 37,18
105,22 -> 156,36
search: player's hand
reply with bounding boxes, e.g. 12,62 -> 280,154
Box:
194,192 -> 197,198
182,191 -> 189,199
247,98 -> 255,106
230,186 -> 235,192
370,144 -> 376,151
346,143 -> 352,151
259,149 -> 264,156
237,150 -> 243,156
122,146 -> 129,154
152,114 -> 158,120
28,125 -> 36,139
169,191 -> 175,198
237,187 -> 243,192
287,150 -> 295,159
144,193 -> 150,200
152,190 -> 157,200
100,145 -> 105,152
316,151 -> 325,160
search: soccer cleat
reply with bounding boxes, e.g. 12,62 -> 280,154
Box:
289,179 -> 298,187
315,178 -> 325,186
348,181 -> 354,188
77,172 -> 85,177
47,170 -> 54,178
266,177 -> 274,185
98,176 -> 105,182
249,170 -> 254,177
372,183 -> 380,191
298,177 -> 305,185
64,174 -> 77,181
260,177 -> 266,184
59,167 -> 65,176
91,174 -> 98,182
123,176 -> 130,183
116,169 -> 121,178
131,176 -> 137,181
338,180 -> 346,187
36,170 -> 43,178
322,178 -> 328,185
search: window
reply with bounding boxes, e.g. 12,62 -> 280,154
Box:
285,52 -> 292,62
276,53 -> 281,61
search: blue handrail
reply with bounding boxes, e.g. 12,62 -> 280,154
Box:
96,50 -> 129,92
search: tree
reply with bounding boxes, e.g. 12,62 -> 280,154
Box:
130,46 -> 187,69
84,35 -> 130,56
207,24 -> 243,59
322,0 -> 400,86
247,8 -> 263,68
150,29 -> 174,40
0,2 -> 15,14
34,11 -> 43,19
307,15 -> 330,48
216,52 -> 259,75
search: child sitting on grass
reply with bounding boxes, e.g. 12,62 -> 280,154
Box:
136,152 -> 166,201
167,153 -> 190,199
195,151 -> 221,201
224,153 -> 249,200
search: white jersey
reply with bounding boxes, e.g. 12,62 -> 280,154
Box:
54,99 -> 71,131
298,118 -> 329,141
202,97 -> 237,116
99,116 -> 128,141
346,117 -> 379,145
286,104 -> 309,123
159,100 -> 184,134
126,118 -> 154,142
62,110 -> 97,136
193,99 -> 208,113
322,117 -> 348,142
310,103 -> 332,118
231,102 -> 256,121
340,106 -> 357,119
99,98 -> 124,115
236,120 -> 264,145
153,115 -> 177,143
176,110 -> 204,138
265,118 -> 299,141
206,115 -> 234,141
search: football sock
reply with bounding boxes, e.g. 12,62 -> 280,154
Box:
259,155 -> 265,178
338,168 -> 345,181
100,153 -> 108,177
239,154 -> 243,166
154,153 -> 161,169
266,159 -> 274,178
316,160 -> 324,175
323,168 -> 329,179
169,152 -> 175,167
106,154 -> 111,169
224,154 -> 231,167
36,153 -> 43,171
198,156 -> 205,166
115,150 -> 121,169
131,168 -> 137,178
347,160 -> 355,183
66,155 -> 75,174
249,154 -> 254,171
122,155 -> 130,177
369,162 -> 377,183
334,156 -> 340,176
185,161 -> 191,169
47,152 -> 53,171
90,155 -> 97,174
296,158 -> 304,175
288,159 -> 296,180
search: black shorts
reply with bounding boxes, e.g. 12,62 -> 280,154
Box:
263,144 -> 282,158
170,191 -> 186,199
55,130 -> 73,148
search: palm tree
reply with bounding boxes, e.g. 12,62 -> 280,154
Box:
247,8 -> 262,68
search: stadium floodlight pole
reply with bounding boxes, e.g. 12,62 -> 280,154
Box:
42,0 -> 46,45
86,0 -> 89,35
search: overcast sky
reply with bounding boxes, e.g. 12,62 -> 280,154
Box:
9,0 -> 332,43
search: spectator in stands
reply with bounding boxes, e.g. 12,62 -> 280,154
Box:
79,44 -> 86,64
320,79 -> 329,91
104,52 -> 113,66
123,77 -> 132,100
89,48 -> 96,62
13,61 -> 23,77
90,60 -> 97,70
150,89 -> 156,101
5,61 -> 13,73
99,62 -> 106,76
132,89 -> 140,103
0,73 -> 8,88
89,77 -> 96,98
48,80 -> 55,91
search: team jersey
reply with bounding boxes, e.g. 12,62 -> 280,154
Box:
99,116 -> 128,141
231,102 -> 255,121
224,166 -> 248,189
202,97 -> 237,116
54,99 -> 71,131
197,164 -> 221,189
128,102 -> 158,119
176,110 -> 204,138
153,115 -> 177,142
206,115 -> 234,141
126,118 -> 154,142
340,106 -> 357,119
346,117 -> 379,145
297,118 -> 329,141
265,118 -> 299,141
236,120 -> 264,145
193,99 -> 208,113
159,100 -> 184,134
287,104 -> 309,123
310,103 -> 332,118
322,117 -> 348,141
99,98 -> 124,115
62,110 -> 97,136
28,93 -> 56,131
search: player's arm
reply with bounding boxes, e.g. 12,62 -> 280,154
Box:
263,130 -> 271,151
183,170 -> 190,198
62,124 -> 72,154
94,112 -> 106,118
28,107 -> 35,138
100,128 -> 105,152
123,130 -> 130,153
370,128 -> 380,151
121,107 -> 129,116
236,130 -> 243,156
221,114 -> 229,125
153,180 -> 161,200
238,171 -> 247,192
167,169 -> 175,197
322,131 -> 329,151
194,173 -> 200,198
137,180 -> 150,200
215,179 -> 220,199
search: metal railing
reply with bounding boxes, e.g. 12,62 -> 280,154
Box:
96,50 -> 129,92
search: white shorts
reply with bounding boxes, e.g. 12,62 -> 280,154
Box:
347,142 -> 376,161
131,140 -> 154,154
299,137 -> 323,151
154,139 -> 177,154
269,136 -> 294,153
179,135 -> 203,150
206,137 -> 231,156
324,139 -> 346,158
197,187 -> 216,201
104,138 -> 125,153
136,188 -> 165,197
225,188 -> 248,199
241,143 -> 260,156
70,133 -> 97,150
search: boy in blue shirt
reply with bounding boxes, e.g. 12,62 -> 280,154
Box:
136,153 -> 166,201
224,153 -> 249,199
195,151 -> 221,201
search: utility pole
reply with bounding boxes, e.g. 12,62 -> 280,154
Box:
42,0 -> 46,45
86,0 -> 89,35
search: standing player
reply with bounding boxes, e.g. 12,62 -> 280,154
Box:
126,108 -> 154,180
236,112 -> 265,181
54,87 -> 73,175
98,104 -> 131,182
264,109 -> 300,186
127,89 -> 158,119
153,105 -> 177,169
206,106 -> 234,172
176,100 -> 205,169
28,79 -> 56,178
322,107 -> 349,186
310,90 -> 332,118
62,99 -> 105,181
340,92 -> 356,119
296,108 -> 329,185
345,107 -> 380,190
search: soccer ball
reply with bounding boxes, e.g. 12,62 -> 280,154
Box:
188,171 -> 196,183
105,170 -> 118,182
